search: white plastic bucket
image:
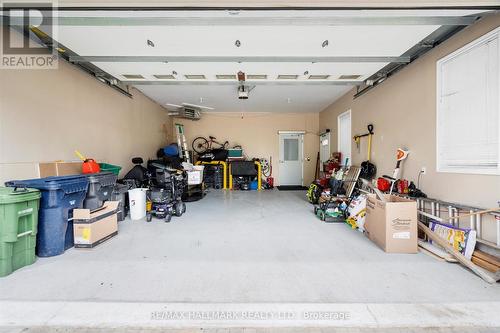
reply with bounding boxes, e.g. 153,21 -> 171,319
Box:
128,188 -> 147,220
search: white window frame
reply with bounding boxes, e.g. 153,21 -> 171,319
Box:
436,27 -> 500,175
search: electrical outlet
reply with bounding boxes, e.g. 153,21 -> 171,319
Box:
421,167 -> 427,175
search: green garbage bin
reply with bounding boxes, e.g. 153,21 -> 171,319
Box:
0,186 -> 41,277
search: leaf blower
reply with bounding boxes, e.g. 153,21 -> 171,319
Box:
377,148 -> 409,194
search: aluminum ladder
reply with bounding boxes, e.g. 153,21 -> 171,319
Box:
175,123 -> 191,164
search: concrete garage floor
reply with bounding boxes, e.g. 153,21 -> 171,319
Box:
1,190 -> 500,331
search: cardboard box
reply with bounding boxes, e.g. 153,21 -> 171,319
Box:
365,194 -> 418,253
38,161 -> 82,178
73,201 -> 119,249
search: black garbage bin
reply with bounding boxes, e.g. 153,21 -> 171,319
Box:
83,172 -> 117,210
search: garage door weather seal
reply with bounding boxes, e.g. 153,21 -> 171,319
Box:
277,185 -> 308,191
1,301 -> 500,329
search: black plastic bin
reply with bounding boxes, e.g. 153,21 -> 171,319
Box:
111,183 -> 129,221
231,161 -> 258,176
83,172 -> 117,210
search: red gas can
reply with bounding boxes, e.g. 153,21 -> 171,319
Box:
82,159 -> 100,174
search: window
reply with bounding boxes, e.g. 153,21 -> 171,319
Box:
284,138 -> 299,161
437,27 -> 500,175
338,110 -> 352,166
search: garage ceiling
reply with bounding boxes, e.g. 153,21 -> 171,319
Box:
28,8 -> 493,112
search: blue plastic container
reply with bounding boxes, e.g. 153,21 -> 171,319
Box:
5,175 -> 89,257
250,180 -> 259,190
163,144 -> 179,157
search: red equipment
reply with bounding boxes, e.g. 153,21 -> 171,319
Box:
82,159 -> 100,174
323,152 -> 341,174
267,177 -> 274,188
397,179 -> 409,194
377,177 -> 391,192
266,155 -> 274,188
318,177 -> 330,188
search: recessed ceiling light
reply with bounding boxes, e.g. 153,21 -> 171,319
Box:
185,74 -> 206,80
308,75 -> 330,80
247,74 -> 267,80
235,40 -> 241,47
147,39 -> 155,47
216,74 -> 237,80
172,71 -> 178,75
322,40 -> 329,48
338,74 -> 362,80
277,75 -> 298,80
303,71 -> 309,76
122,74 -> 144,79
154,74 -> 176,80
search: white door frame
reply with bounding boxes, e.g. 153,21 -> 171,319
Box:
278,131 -> 304,186
337,110 -> 352,166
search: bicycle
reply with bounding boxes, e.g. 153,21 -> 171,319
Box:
192,136 -> 232,154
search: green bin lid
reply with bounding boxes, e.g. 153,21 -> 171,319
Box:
0,186 -> 41,204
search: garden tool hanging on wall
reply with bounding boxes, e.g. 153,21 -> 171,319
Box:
356,124 -> 376,179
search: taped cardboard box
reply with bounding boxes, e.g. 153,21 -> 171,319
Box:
73,201 -> 119,249
365,194 -> 418,253
38,161 -> 82,178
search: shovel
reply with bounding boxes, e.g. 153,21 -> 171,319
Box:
359,124 -> 376,179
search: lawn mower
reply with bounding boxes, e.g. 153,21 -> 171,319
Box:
314,198 -> 348,223
312,165 -> 361,223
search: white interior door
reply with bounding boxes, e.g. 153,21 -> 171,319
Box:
319,132 -> 331,171
279,133 -> 304,186
338,110 -> 352,166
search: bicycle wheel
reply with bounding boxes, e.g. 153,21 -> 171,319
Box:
192,137 -> 209,153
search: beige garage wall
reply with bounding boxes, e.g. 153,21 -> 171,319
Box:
175,112 -> 320,185
0,30 -> 173,182
319,13 -> 500,214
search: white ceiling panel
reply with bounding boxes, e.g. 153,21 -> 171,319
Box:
54,25 -> 438,57
136,84 -> 352,113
